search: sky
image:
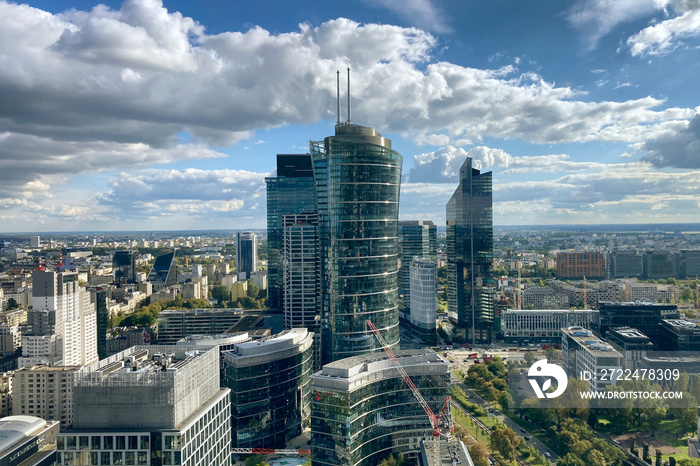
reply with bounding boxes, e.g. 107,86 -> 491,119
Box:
1,0 -> 700,232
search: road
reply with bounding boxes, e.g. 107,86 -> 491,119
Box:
452,376 -> 559,465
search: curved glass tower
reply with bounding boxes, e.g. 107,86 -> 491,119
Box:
311,122 -> 402,364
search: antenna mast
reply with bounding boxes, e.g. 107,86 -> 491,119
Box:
347,68 -> 351,123
336,70 -> 340,125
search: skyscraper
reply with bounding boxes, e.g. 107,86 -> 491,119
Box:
113,250 -> 137,285
446,157 -> 494,344
266,154 -> 317,312
235,232 -> 257,280
146,251 -> 177,290
398,220 -> 437,320
311,121 -> 403,364
283,212 -> 319,330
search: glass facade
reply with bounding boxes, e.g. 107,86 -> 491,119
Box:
446,157 -> 494,343
311,122 -> 402,364
266,154 -> 317,313
235,232 -> 257,280
223,329 -> 314,448
398,221 -> 437,318
310,350 -> 451,466
283,213 -> 319,329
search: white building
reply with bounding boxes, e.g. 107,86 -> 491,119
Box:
12,365 -> 80,429
30,236 -> 41,248
562,327 -> 622,392
409,258 -> 437,334
20,270 -> 98,367
501,309 -> 598,342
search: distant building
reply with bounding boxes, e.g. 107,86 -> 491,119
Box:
58,345 -> 231,466
266,154 -> 317,313
0,415 -> 59,466
236,232 -> 257,280
283,213 -> 319,330
0,325 -> 21,356
112,250 -> 137,285
30,236 -> 41,249
643,251 -> 679,280
501,309 -> 598,343
609,252 -> 644,278
146,251 -> 177,290
156,309 -> 241,344
0,371 -> 12,417
311,349 -> 451,466
605,327 -> 654,370
680,250 -> 700,279
522,285 -> 569,310
223,328 -> 313,449
556,252 -> 606,280
562,326 -> 622,392
399,220 -> 437,318
658,319 -> 700,351
446,157 -> 494,343
12,365 -> 79,429
598,301 -> 679,345
408,258 -> 438,336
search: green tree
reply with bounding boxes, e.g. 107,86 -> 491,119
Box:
246,279 -> 260,299
244,455 -> 269,466
211,285 -> 230,304
468,442 -> 490,466
5,298 -> 19,310
524,351 -> 538,365
490,427 -> 518,461
557,453 -> 586,466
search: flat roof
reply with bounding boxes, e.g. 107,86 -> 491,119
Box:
0,416 -> 47,454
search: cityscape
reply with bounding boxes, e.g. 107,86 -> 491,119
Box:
2,1 -> 700,466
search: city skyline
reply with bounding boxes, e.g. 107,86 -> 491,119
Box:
1,0 -> 700,232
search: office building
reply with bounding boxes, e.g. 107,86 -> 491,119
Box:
58,345 -> 231,466
562,327 -> 622,392
223,328 -> 313,448
680,250 -> 700,279
93,288 -> 109,359
556,252 -> 606,280
408,258 -> 438,336
311,121 -> 403,364
12,365 -> 79,429
310,349 -> 451,466
113,250 -> 137,284
598,301 -> 679,344
283,213 -> 319,330
501,309 -> 598,343
521,285 -> 569,310
146,251 -> 177,289
156,309 -> 241,344
643,251 -> 679,280
658,319 -> 700,351
399,221 -> 437,318
266,154 -> 317,312
30,236 -> 41,248
610,252 -> 644,278
236,232 -> 257,280
0,416 -> 59,466
446,157 -> 494,343
419,439 -> 475,466
0,325 -> 21,356
605,327 -> 654,370
20,270 -> 98,367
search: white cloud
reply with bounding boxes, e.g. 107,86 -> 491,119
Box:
360,0 -> 452,33
627,5 -> 700,56
638,114 -> 700,167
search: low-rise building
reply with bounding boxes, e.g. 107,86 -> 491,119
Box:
0,415 -> 59,466
156,308 -> 241,344
501,309 -> 598,343
658,319 -> 700,352
605,327 -> 654,370
562,326 -> 622,392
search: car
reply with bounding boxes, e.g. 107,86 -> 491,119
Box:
520,428 -> 526,433
524,437 -> 530,441
544,452 -> 552,458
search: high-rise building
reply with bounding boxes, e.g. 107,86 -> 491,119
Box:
446,157 -> 494,343
310,349 -> 451,466
283,213 -> 319,330
20,270 -> 98,367
310,122 -> 403,364
266,154 -> 317,312
398,220 -> 437,319
12,365 -> 79,429
30,236 -> 41,248
146,251 -> 177,289
408,258 -> 438,336
223,328 -> 314,449
113,250 -> 137,284
58,345 -> 231,466
236,232 -> 257,280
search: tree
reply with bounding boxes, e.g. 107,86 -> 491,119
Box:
524,351 -> 538,366
490,427 -> 518,461
5,298 -> 18,310
557,453 -> 586,466
246,279 -> 260,299
244,455 -> 269,466
468,442 -> 490,466
211,285 -> 230,304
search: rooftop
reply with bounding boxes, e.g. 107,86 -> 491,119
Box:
0,415 -> 51,454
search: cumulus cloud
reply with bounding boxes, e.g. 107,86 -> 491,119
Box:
637,114 -> 700,167
627,2 -> 700,56
404,145 -> 606,183
97,168 -> 269,220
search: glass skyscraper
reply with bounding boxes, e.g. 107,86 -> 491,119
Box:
310,122 -> 402,364
266,154 -> 317,313
446,157 -> 494,343
398,220 -> 437,319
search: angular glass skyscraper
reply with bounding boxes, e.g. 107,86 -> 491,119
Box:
398,220 -> 437,319
310,122 -> 402,364
446,157 -> 494,344
265,154 -> 317,312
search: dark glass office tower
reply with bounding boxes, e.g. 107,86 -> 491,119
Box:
235,232 -> 257,280
113,250 -> 137,284
446,157 -> 494,344
311,122 -> 402,364
265,154 -> 317,313
146,251 -> 177,290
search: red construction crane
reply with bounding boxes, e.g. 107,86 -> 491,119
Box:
366,320 -> 453,463
231,448 -> 310,455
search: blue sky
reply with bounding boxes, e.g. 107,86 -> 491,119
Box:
1,0 -> 699,232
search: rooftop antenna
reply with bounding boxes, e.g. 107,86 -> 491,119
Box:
336,70 -> 340,125
347,67 -> 351,123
